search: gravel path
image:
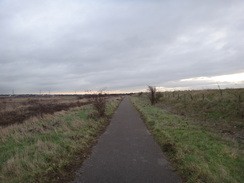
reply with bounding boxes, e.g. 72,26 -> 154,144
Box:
72,96 -> 181,183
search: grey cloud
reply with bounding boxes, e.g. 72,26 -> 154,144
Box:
0,0 -> 244,93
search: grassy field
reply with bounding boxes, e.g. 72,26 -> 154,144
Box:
131,89 -> 244,183
0,96 -> 90,126
0,96 -> 122,183
158,89 -> 244,143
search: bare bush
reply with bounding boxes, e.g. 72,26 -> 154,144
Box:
147,86 -> 158,105
88,90 -> 107,118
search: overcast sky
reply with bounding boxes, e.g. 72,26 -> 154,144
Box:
0,0 -> 244,94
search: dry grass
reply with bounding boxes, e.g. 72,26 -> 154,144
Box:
0,97 -> 122,183
0,96 -> 90,126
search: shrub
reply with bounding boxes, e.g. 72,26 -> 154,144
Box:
147,86 -> 158,105
88,91 -> 107,118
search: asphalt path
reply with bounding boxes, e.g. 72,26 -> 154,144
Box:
72,96 -> 181,183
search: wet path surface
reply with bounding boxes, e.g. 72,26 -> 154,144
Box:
72,96 -> 181,183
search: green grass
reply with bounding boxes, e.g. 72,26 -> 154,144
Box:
131,96 -> 244,183
0,98 -> 122,183
159,89 -> 244,123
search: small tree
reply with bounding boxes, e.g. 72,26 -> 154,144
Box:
88,90 -> 106,118
147,86 -> 157,105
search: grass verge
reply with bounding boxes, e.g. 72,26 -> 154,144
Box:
0,97 -> 122,183
131,96 -> 243,183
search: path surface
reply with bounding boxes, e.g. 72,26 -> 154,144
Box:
72,97 -> 181,183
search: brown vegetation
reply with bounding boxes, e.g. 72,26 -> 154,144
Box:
88,91 -> 107,118
147,86 -> 159,105
0,96 -> 90,126
0,97 -> 122,183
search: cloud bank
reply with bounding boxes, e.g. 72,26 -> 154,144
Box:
0,0 -> 244,93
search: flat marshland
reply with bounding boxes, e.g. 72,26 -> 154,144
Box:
0,96 -> 90,126
132,88 -> 244,183
1,89 -> 243,183
0,95 -> 122,183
